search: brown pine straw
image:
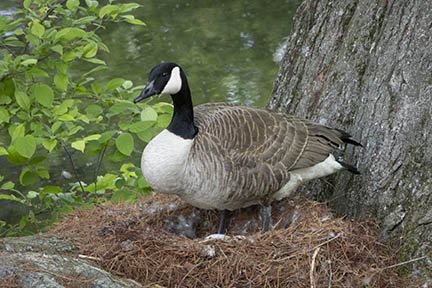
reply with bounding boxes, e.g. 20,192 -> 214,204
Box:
0,276 -> 18,288
49,194 -> 422,287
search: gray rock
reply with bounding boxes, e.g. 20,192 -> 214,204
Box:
0,236 -> 142,287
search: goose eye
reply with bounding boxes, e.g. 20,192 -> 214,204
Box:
162,72 -> 168,77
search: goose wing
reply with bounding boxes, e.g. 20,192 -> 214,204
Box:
189,103 -> 354,207
194,103 -> 346,171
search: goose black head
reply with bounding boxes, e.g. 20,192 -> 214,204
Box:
134,62 -> 183,103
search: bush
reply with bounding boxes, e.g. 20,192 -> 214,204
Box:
0,0 -> 170,236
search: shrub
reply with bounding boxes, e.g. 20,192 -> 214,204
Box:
0,0 -> 169,235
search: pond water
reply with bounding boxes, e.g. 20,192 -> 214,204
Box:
98,0 -> 300,106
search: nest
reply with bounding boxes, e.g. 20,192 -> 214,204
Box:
50,194 -> 418,287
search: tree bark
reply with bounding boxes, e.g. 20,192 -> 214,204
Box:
269,0 -> 431,276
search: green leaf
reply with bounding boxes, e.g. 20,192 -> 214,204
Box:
137,128 -> 155,143
31,20 -> 45,38
51,44 -> 63,55
157,114 -> 172,127
141,106 -> 158,121
0,108 -> 10,124
85,0 -> 98,8
121,15 -> 145,25
0,78 -> 15,104
137,176 -> 149,189
122,80 -> 133,89
153,102 -> 173,114
23,0 -> 31,9
99,5 -> 119,18
121,15 -> 146,26
53,99 -> 74,116
85,104 -> 103,117
71,140 -> 85,152
9,124 -> 25,141
42,139 -> 57,152
56,61 -> 68,74
30,122 -> 44,136
32,83 -> 54,108
116,133 -> 134,156
55,28 -> 87,41
83,42 -> 98,58
62,50 -> 82,62
51,122 -> 62,133
109,150 -> 126,162
29,155 -> 45,165
21,58 -> 38,66
85,173 -> 117,193
7,146 -> 27,165
27,191 -> 39,199
43,186 -> 62,194
19,168 -> 37,186
36,167 -> 50,179
15,135 -> 36,159
0,194 -> 24,203
66,0 -> 80,10
73,16 -> 97,25
119,3 -> 141,12
106,78 -> 125,91
83,58 -> 106,65
15,91 -> 31,110
54,73 -> 68,91
128,121 -> 154,133
99,131 -> 116,143
80,115 -> 91,124
27,67 -> 49,78
1,181 -> 15,190
83,134 -> 101,142
109,101 -> 136,114
57,114 -> 75,121
0,146 -> 9,156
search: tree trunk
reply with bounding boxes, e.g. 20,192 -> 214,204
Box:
269,0 -> 431,277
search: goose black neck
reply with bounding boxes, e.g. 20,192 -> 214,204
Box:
167,83 -> 198,139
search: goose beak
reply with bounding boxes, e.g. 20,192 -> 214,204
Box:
134,81 -> 158,103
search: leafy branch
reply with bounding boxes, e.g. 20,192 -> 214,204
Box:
0,0 -> 158,236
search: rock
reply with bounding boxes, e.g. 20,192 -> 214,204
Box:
0,236 -> 142,288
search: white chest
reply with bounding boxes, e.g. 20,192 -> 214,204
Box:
141,129 -> 193,193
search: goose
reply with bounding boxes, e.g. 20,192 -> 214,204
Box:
133,62 -> 361,234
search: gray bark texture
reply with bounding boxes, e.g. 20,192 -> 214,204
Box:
268,0 -> 431,277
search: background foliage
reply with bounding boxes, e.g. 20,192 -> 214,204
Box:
0,0 -> 170,236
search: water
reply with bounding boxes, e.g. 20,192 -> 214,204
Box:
97,0 -> 300,106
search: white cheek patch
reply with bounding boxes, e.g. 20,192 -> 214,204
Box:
161,66 -> 182,95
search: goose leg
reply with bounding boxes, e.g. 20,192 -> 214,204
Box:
217,209 -> 230,234
261,205 -> 272,233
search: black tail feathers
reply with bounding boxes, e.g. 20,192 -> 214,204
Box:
337,160 -> 360,174
333,129 -> 361,174
335,128 -> 363,147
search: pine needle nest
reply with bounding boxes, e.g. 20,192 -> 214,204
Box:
50,194 -> 419,287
